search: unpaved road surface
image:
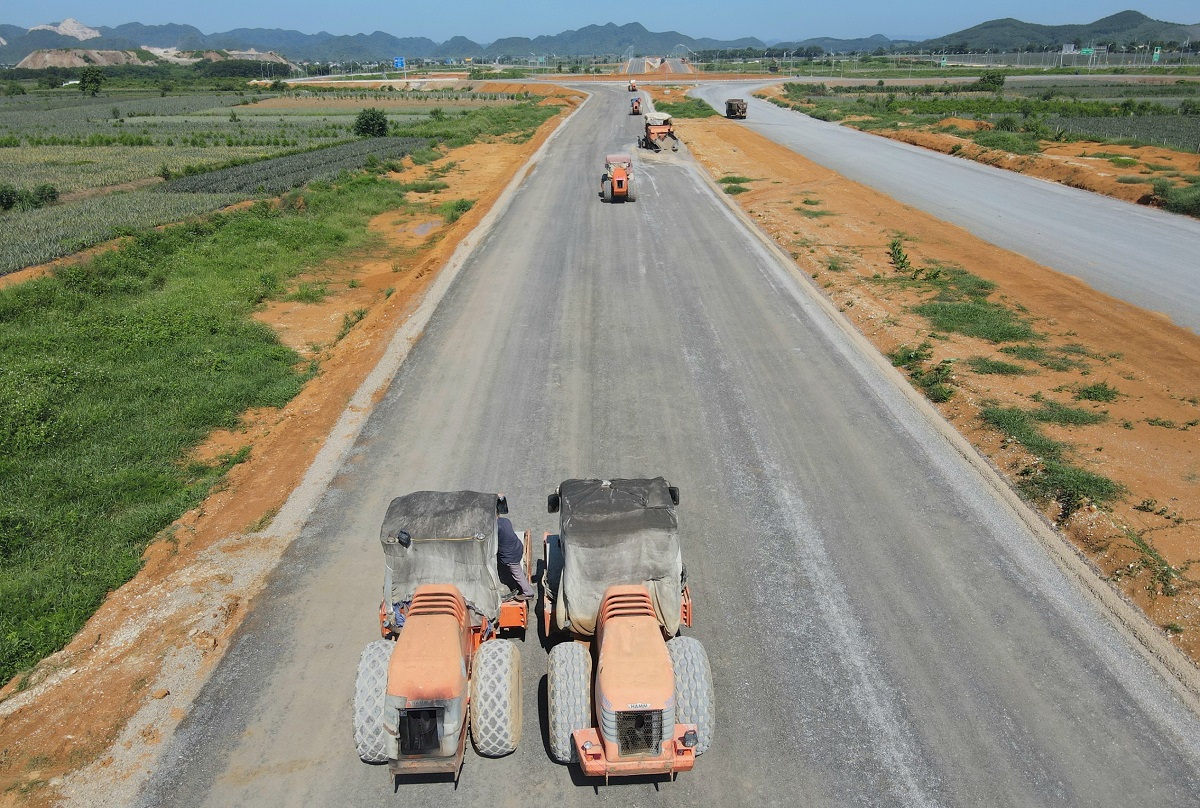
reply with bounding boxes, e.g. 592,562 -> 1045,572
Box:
692,83 -> 1200,334
129,86 -> 1200,806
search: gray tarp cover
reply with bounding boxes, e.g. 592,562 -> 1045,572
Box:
380,490 -> 502,620
556,478 -> 683,636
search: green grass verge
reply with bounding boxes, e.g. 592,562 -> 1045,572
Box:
0,173 -> 414,685
652,97 -> 718,118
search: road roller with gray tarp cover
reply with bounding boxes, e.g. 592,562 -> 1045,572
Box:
353,490 -> 530,780
542,477 -> 713,779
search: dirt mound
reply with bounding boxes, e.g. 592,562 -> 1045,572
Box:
16,49 -> 149,69
938,117 -> 993,130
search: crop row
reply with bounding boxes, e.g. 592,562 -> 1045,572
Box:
1049,115 -> 1200,153
157,137 -> 427,195
0,192 -> 241,275
0,143 -> 324,194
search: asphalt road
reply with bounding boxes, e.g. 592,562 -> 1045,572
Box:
693,83 -> 1200,334
135,85 -> 1200,807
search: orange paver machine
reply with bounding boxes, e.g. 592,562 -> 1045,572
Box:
353,490 -> 530,780
542,477 -> 713,781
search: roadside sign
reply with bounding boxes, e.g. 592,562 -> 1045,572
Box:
393,57 -> 405,69
939,56 -> 946,66
1081,48 -> 1094,56
1153,47 -> 1161,63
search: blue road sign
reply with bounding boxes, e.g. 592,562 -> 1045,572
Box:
393,57 -> 405,69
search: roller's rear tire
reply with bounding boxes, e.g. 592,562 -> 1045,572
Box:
470,639 -> 522,756
547,641 -> 592,763
354,640 -> 394,764
602,180 -> 613,203
626,180 -> 636,202
667,636 -> 714,754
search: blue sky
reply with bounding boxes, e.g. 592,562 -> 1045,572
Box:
8,2 -> 1199,43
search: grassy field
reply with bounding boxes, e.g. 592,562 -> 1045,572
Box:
0,95 -> 557,275
0,96 -> 561,685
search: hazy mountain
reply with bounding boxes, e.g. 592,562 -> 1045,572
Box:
2,10 -> 1197,67
922,10 -> 1200,51
774,33 -> 912,54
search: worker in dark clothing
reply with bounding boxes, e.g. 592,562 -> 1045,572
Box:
497,516 -> 536,601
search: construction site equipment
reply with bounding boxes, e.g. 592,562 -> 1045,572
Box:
600,154 -> 636,203
628,79 -> 637,91
639,112 -> 678,152
630,97 -> 642,115
354,490 -> 529,779
542,478 -> 713,780
725,98 -> 747,119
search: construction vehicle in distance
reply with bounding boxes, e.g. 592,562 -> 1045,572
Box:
725,98 -> 748,119
600,154 -> 635,203
353,490 -> 530,780
628,79 -> 637,91
542,477 -> 714,780
630,96 -> 642,115
639,112 -> 678,152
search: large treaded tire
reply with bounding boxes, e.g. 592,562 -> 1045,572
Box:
547,641 -> 592,763
354,639 -> 394,764
626,180 -> 636,202
602,179 -> 613,203
470,640 -> 522,757
667,636 -> 714,755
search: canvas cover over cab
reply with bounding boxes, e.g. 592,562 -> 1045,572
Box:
380,490 -> 503,621
555,477 -> 683,636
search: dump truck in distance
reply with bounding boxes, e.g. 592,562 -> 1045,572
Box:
639,112 -> 678,152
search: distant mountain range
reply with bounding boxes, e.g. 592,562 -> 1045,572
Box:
921,9 -> 1199,51
1,11 -> 1197,66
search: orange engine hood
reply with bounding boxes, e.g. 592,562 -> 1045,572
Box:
596,614 -> 673,711
387,613 -> 467,702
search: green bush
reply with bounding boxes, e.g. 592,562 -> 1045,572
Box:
994,115 -> 1020,132
971,130 -> 1042,155
1151,178 -> 1200,216
437,198 -> 474,223
1075,381 -> 1119,402
353,107 -> 390,137
0,183 -> 59,212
